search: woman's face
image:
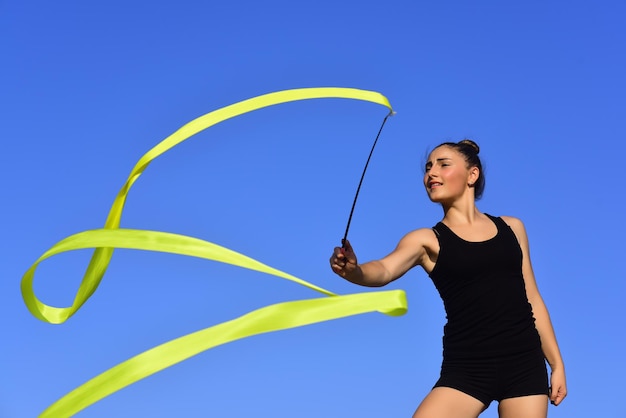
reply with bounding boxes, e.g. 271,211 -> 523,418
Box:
423,146 -> 476,203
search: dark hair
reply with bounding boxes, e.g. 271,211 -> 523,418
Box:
434,139 -> 485,200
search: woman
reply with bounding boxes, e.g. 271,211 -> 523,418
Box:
330,140 -> 567,417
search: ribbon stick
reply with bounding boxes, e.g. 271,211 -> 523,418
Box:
21,88 -> 403,416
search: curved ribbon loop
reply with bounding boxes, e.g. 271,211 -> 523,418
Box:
23,87 -> 393,324
21,88 -> 403,417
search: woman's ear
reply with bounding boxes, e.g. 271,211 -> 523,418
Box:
468,166 -> 480,186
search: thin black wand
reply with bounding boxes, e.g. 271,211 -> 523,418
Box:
342,112 -> 393,247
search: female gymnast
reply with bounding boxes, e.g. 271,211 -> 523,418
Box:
330,139 -> 567,418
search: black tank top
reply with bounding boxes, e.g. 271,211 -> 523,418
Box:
429,214 -> 542,357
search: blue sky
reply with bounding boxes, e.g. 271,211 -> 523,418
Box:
2,1 -> 625,417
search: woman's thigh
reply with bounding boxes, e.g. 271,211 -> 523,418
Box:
498,395 -> 548,418
412,387 -> 486,418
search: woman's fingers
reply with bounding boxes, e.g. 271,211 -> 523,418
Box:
549,370 -> 567,406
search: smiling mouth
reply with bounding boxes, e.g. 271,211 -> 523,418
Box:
429,182 -> 442,189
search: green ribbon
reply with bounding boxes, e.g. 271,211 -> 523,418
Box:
21,87 -> 407,417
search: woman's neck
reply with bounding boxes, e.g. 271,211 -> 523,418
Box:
441,201 -> 482,226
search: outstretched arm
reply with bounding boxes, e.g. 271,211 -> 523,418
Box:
503,216 -> 568,406
329,228 -> 434,287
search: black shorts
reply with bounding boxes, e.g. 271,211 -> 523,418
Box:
433,347 -> 549,407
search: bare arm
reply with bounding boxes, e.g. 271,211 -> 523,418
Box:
503,216 -> 568,406
329,228 -> 434,287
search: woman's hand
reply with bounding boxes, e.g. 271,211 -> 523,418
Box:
330,239 -> 359,279
549,367 -> 567,406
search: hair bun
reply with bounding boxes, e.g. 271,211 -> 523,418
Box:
458,139 -> 480,154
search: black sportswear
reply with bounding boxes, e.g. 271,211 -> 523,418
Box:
429,214 -> 542,358
428,214 -> 548,405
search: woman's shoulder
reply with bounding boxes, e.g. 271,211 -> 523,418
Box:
498,215 -> 525,229
497,215 -> 529,242
394,228 -> 440,272
397,227 -> 439,250
402,227 -> 439,240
